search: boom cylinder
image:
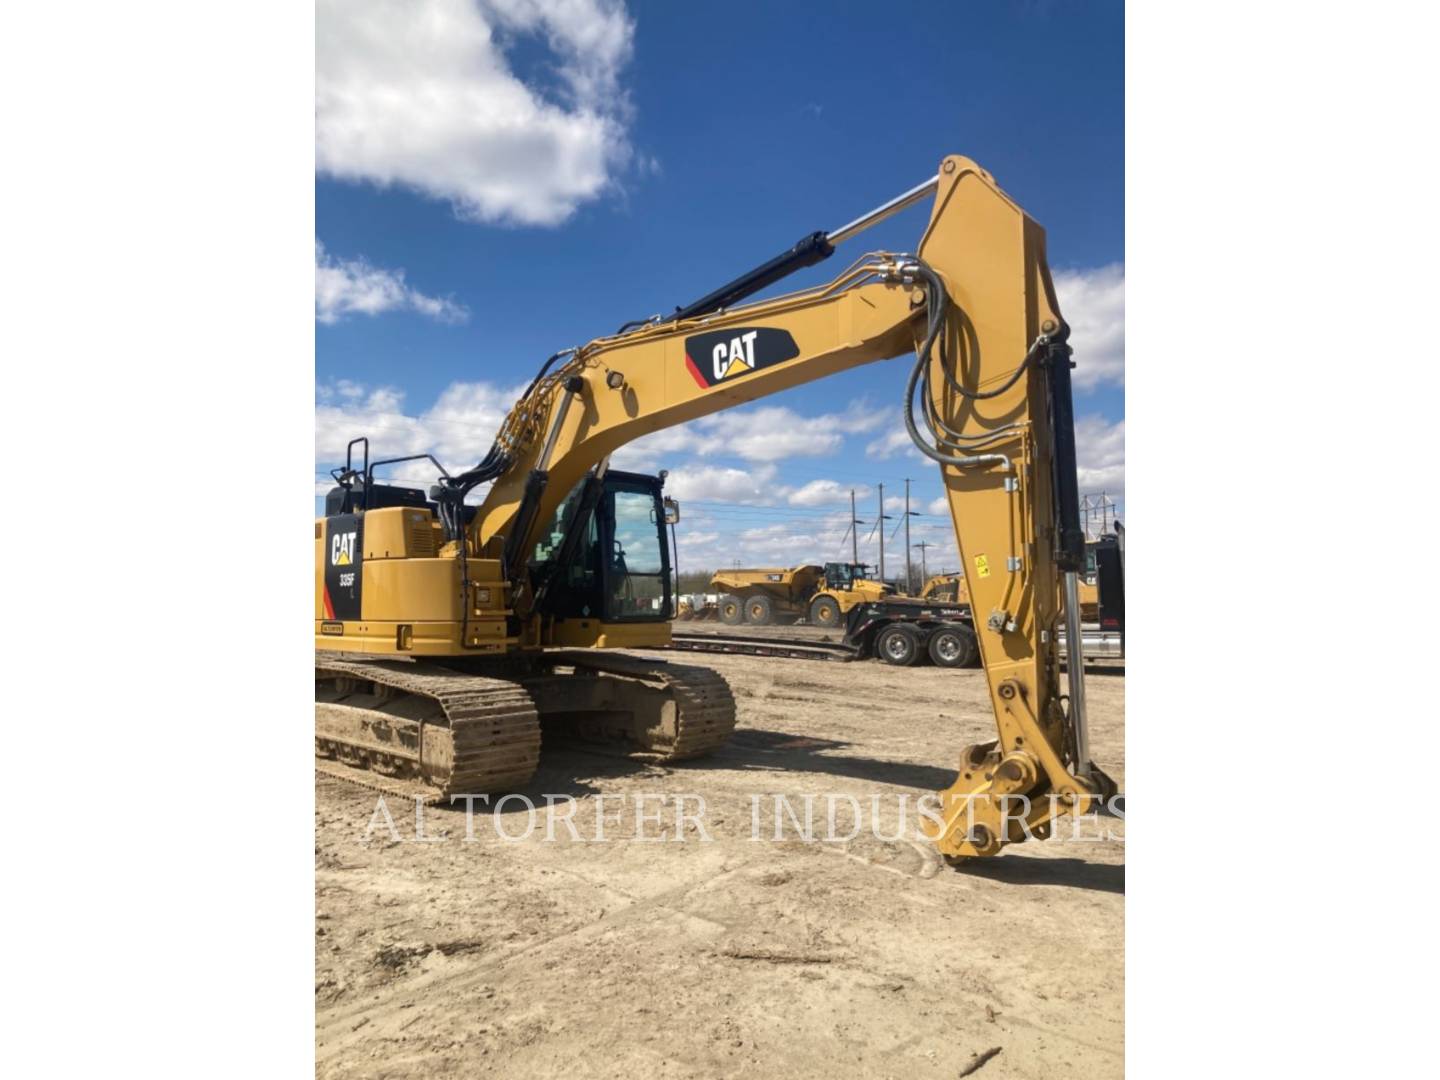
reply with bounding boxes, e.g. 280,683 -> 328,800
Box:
671,231 -> 834,322
668,172 -> 940,322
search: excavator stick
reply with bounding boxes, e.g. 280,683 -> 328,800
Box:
902,159 -> 1117,857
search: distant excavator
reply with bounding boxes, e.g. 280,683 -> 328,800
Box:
915,573 -> 964,603
316,155 -> 1116,860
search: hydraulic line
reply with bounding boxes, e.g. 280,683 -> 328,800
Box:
901,262 -> 1013,471
519,347 -> 576,401
432,347 -> 581,541
922,391 -> 1024,449
936,336 -> 1038,402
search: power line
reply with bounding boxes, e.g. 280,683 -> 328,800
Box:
310,473 -> 953,517
913,539 -> 931,583
848,489 -> 862,563
876,483 -> 893,581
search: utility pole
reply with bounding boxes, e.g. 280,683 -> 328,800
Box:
903,478 -> 912,592
914,539 -> 931,583
877,484 -> 884,582
849,489 -> 860,564
876,484 -> 893,583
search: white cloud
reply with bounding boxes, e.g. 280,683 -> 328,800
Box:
316,242 -> 468,324
865,427 -> 923,462
315,384 -> 431,461
737,522 -> 823,551
834,399 -> 893,434
926,496 -> 949,516
664,464 -> 780,505
314,377 -> 536,486
1075,413 -> 1125,492
1054,263 -> 1124,389
609,426 -> 704,472
421,380 -> 531,463
316,0 -> 637,226
696,407 -> 844,462
787,479 -> 870,508
616,401 -> 872,467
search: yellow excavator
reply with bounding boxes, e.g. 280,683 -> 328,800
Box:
316,154 -> 1116,860
915,573 -> 964,603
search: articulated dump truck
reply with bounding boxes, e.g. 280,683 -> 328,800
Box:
705,562 -> 893,627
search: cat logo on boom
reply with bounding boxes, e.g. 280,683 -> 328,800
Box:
683,327 -> 800,389
331,530 -> 357,567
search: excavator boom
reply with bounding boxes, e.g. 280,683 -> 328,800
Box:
317,155 -> 1114,860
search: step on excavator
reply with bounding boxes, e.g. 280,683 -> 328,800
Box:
316,154 -> 1117,860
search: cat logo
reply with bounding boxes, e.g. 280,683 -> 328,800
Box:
710,331 -> 759,381
683,327 -> 800,389
331,530 -> 358,567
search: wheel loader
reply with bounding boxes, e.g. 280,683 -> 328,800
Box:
707,561 -> 891,627
316,154 -> 1116,860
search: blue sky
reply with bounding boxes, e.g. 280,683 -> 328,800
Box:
316,0 -> 1124,577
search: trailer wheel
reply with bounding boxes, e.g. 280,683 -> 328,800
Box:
875,624 -> 922,666
745,594 -> 774,625
928,625 -> 979,668
719,594 -> 744,625
808,595 -> 841,627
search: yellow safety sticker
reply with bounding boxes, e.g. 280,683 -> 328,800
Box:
974,554 -> 991,578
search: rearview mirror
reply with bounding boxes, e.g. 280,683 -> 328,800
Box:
662,497 -> 680,525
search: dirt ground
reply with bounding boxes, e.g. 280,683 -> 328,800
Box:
315,645 -> 1125,1079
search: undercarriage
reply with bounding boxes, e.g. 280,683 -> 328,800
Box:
315,650 -> 737,802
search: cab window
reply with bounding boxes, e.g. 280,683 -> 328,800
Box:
601,485 -> 671,620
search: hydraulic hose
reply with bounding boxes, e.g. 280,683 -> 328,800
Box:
902,262 -> 1016,470
434,346 -> 579,540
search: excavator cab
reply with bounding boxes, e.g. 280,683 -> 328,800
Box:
528,469 -> 673,624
